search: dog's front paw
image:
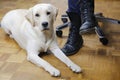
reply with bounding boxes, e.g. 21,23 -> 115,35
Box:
68,63 -> 82,73
46,67 -> 60,77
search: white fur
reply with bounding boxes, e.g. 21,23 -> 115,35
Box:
1,3 -> 82,76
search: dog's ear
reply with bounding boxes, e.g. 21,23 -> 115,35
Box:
25,8 -> 35,26
52,5 -> 58,21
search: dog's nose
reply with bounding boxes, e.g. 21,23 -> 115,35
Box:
42,22 -> 48,28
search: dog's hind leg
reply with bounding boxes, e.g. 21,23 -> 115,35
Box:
0,22 -> 13,38
7,30 -> 13,38
4,30 -> 13,38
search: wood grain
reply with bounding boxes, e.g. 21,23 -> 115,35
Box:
0,0 -> 120,80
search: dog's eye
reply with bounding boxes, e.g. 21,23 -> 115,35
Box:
47,12 -> 51,15
35,13 -> 40,17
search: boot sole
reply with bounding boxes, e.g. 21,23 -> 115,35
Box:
79,27 -> 95,34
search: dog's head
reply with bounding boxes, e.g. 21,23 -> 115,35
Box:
25,3 -> 58,31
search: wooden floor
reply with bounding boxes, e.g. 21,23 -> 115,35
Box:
0,0 -> 120,80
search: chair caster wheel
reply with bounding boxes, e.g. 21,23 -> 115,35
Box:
99,38 -> 108,45
56,30 -> 63,37
61,15 -> 68,23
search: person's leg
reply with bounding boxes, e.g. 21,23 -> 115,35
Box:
80,0 -> 98,33
67,0 -> 81,15
62,0 -> 83,56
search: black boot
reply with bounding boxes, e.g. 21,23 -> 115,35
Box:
80,0 -> 98,33
62,12 -> 83,56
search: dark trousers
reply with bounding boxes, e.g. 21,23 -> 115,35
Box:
67,0 -> 81,15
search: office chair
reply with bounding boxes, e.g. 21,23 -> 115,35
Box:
56,13 -> 120,45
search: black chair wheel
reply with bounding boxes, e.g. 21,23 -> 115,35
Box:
99,38 -> 108,45
61,18 -> 68,23
56,30 -> 63,37
61,15 -> 68,23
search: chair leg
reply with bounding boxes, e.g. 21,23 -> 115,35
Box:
95,13 -> 120,24
56,22 -> 70,37
56,14 -> 70,37
95,25 -> 108,45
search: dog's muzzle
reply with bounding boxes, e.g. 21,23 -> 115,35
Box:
42,22 -> 48,28
42,22 -> 49,30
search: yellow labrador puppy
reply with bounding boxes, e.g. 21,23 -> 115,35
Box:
1,3 -> 82,76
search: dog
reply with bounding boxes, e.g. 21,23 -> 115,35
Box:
1,3 -> 82,76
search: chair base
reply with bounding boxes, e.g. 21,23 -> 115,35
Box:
56,13 -> 120,45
